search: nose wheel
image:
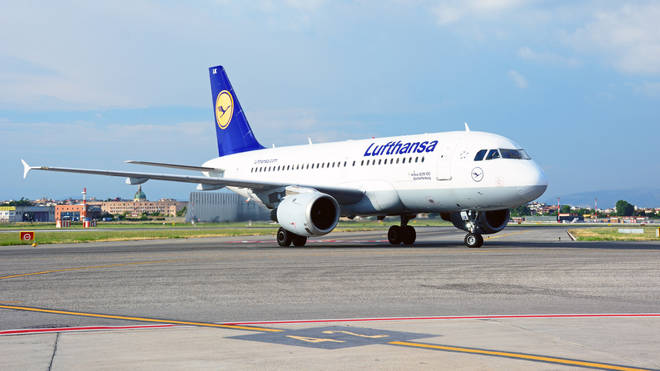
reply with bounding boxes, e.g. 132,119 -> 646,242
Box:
464,232 -> 484,248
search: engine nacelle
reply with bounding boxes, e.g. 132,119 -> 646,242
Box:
449,209 -> 510,235
276,191 -> 340,237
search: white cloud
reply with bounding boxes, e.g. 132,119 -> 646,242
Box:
507,69 -> 528,89
633,81 -> 660,98
248,108 -> 362,146
567,3 -> 660,75
431,0 -> 526,25
517,47 -> 580,67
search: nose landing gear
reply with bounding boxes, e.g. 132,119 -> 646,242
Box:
461,210 -> 484,248
464,232 -> 484,248
388,214 -> 417,246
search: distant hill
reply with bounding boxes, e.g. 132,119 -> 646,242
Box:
544,188 -> 660,208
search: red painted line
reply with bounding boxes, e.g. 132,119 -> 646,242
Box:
224,239 -> 389,244
224,313 -> 660,326
0,324 -> 174,335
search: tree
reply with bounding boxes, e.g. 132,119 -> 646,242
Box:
2,197 -> 33,206
615,200 -> 634,217
560,205 -> 571,214
99,211 -> 114,220
510,204 -> 531,217
177,206 -> 187,217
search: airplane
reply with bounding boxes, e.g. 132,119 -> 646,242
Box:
21,65 -> 547,248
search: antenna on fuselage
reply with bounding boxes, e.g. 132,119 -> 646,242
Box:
464,122 -> 471,132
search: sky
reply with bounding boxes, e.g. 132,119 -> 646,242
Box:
1,0 -> 659,203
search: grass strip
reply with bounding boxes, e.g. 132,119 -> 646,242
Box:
569,227 -> 660,241
0,228 -> 277,246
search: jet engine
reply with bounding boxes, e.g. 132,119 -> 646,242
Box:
275,191 -> 340,237
443,209 -> 510,234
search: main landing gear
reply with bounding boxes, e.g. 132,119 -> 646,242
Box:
388,214 -> 417,246
277,227 -> 307,247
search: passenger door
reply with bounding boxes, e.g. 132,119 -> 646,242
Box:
436,145 -> 452,181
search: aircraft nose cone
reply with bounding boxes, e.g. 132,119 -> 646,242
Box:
516,162 -> 548,202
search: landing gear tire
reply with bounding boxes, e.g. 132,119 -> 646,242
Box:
388,225 -> 402,245
464,233 -> 483,248
277,227 -> 292,247
292,235 -> 307,247
402,226 -> 416,245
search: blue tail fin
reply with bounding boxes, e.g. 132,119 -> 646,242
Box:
209,65 -> 264,157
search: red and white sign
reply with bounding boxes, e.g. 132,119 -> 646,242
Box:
20,231 -> 34,241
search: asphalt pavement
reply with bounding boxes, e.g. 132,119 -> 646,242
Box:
1,226 -> 659,370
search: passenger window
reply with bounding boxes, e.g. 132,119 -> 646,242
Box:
421,157 -> 425,163
352,161 -> 356,166
486,149 -> 500,160
415,157 -> 418,163
344,161 -> 347,167
474,149 -> 487,161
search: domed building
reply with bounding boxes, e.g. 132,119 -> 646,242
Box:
95,185 -> 187,218
133,185 -> 147,202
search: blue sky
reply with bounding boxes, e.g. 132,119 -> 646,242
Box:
1,1 -> 659,202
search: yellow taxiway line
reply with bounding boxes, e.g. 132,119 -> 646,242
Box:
485,230 -> 531,240
388,341 -> 650,371
0,304 -> 282,333
0,260 -> 174,280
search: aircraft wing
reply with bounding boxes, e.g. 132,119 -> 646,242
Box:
21,160 -> 364,204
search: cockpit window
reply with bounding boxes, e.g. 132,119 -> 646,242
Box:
474,149 -> 487,161
486,149 -> 500,160
499,148 -> 531,160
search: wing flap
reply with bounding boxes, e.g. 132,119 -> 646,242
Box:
125,160 -> 221,172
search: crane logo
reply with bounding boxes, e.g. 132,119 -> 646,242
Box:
471,167 -> 484,182
215,90 -> 234,130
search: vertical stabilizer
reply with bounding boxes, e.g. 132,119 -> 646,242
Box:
209,65 -> 264,157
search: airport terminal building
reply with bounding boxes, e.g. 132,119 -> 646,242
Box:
185,192 -> 270,222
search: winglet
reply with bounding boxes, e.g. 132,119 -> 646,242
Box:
464,122 -> 470,132
21,159 -> 32,179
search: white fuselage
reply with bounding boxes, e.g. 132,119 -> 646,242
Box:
202,130 -> 547,216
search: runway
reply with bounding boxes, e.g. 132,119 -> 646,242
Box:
1,226 -> 659,370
